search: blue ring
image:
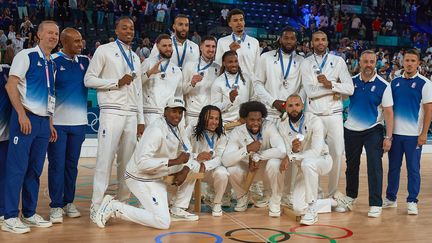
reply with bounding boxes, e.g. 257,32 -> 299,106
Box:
155,231 -> 223,243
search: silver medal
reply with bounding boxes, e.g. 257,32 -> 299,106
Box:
296,133 -> 305,141
283,80 -> 288,87
199,71 -> 205,76
160,72 -> 166,79
131,71 -> 137,79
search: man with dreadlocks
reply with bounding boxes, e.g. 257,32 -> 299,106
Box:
254,26 -> 304,209
187,105 -> 228,217
211,50 -> 255,126
222,101 -> 286,217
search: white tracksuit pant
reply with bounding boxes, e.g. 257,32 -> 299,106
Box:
113,179 -> 171,229
319,114 -> 344,197
227,159 -> 284,205
292,155 -> 332,213
202,166 -> 229,204
92,112 -> 137,207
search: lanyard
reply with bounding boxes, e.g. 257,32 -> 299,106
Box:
38,45 -> 54,95
173,36 -> 187,67
57,51 -> 76,62
224,72 -> 240,89
247,129 -> 262,141
204,131 -> 215,151
232,32 -> 246,43
313,52 -> 328,73
289,114 -> 305,134
197,57 -> 212,73
166,121 -> 189,152
279,49 -> 293,80
159,56 -> 170,73
116,39 -> 135,74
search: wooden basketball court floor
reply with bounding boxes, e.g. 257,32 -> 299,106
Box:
1,155 -> 432,243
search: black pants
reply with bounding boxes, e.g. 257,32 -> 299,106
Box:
344,125 -> 384,206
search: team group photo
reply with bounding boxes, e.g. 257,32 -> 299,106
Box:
0,0 -> 432,242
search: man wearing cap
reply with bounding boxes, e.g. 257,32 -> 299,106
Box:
84,16 -> 144,221
278,94 -> 333,225
94,98 -> 200,229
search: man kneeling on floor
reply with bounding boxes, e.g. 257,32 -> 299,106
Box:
278,94 -> 333,225
94,98 -> 200,229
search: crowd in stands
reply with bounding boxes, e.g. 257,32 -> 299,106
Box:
0,0 -> 431,80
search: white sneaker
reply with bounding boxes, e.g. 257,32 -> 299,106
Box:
212,203 -> 223,217
64,203 -> 81,218
333,192 -> 354,212
281,195 -> 293,209
268,202 -> 281,217
300,207 -> 318,225
96,195 -> 117,228
367,206 -> 382,218
234,194 -> 249,212
49,208 -> 64,223
21,214 -> 53,228
90,204 -> 99,223
170,207 -> 199,221
1,217 -> 31,234
255,198 -> 269,208
407,202 -> 418,215
382,198 -> 397,208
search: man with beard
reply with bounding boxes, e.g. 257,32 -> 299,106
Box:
215,9 -> 260,76
183,36 -> 220,127
142,34 -> 183,126
48,28 -> 90,223
85,17 -> 144,222
336,50 -> 393,218
222,101 -> 286,217
300,31 -> 354,200
211,50 -> 254,125
94,98 -> 200,229
278,94 -> 333,225
150,14 -> 199,70
2,21 -> 58,233
384,49 -> 432,215
254,27 -> 304,208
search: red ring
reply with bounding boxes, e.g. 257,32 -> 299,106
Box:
289,224 -> 353,240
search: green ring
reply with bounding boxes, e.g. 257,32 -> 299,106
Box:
268,232 -> 337,243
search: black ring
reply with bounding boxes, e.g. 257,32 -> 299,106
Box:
225,227 -> 290,243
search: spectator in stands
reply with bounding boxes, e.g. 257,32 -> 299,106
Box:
155,0 -> 167,32
0,30 -> 6,48
319,11 -> 329,31
69,0 -> 79,27
44,0 -> 55,19
136,37 -> 151,62
7,25 -> 16,40
3,39 -> 14,65
28,0 -> 38,20
105,0 -> 114,28
191,31 -> 201,46
384,18 -> 393,35
144,0 -> 155,23
372,17 -> 381,41
96,0 -> 105,31
89,41 -> 100,57
81,39 -> 90,56
118,0 -> 132,16
11,33 -> 25,54
220,5 -> 229,25
350,14 -> 361,38
17,0 -> 28,20
85,0 -> 95,29
20,20 -> 34,49
335,18 -> 343,41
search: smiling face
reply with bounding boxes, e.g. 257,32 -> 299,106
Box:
200,39 -> 217,61
115,18 -> 135,45
279,31 -> 297,53
157,38 -> 173,59
205,109 -> 220,132
245,111 -> 263,134
285,96 -> 304,122
312,32 -> 328,54
223,54 -> 239,74
38,22 -> 59,51
62,29 -> 83,56
164,107 -> 184,127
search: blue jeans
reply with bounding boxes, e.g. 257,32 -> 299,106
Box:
47,125 -> 86,208
386,134 -> 422,203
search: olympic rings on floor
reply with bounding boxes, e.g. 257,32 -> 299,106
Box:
155,231 -> 223,243
225,227 -> 290,243
268,232 -> 336,243
289,224 -> 353,240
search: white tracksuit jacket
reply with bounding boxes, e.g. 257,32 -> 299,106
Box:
211,72 -> 255,124
150,38 -> 200,69
84,41 -> 144,124
215,33 -> 260,77
254,50 -> 304,118
182,58 -> 221,120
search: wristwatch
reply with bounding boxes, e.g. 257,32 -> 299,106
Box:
384,136 -> 393,141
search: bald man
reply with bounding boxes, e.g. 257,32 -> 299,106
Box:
47,28 -> 90,224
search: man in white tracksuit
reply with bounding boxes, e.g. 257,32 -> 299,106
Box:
278,94 -> 333,225
211,50 -> 254,125
142,34 -> 183,125
183,36 -> 220,127
150,14 -> 200,70
215,9 -> 260,76
84,17 -> 144,220
94,98 -> 200,229
187,105 -> 228,216
222,101 -> 286,217
300,31 -> 354,197
254,26 -> 304,207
